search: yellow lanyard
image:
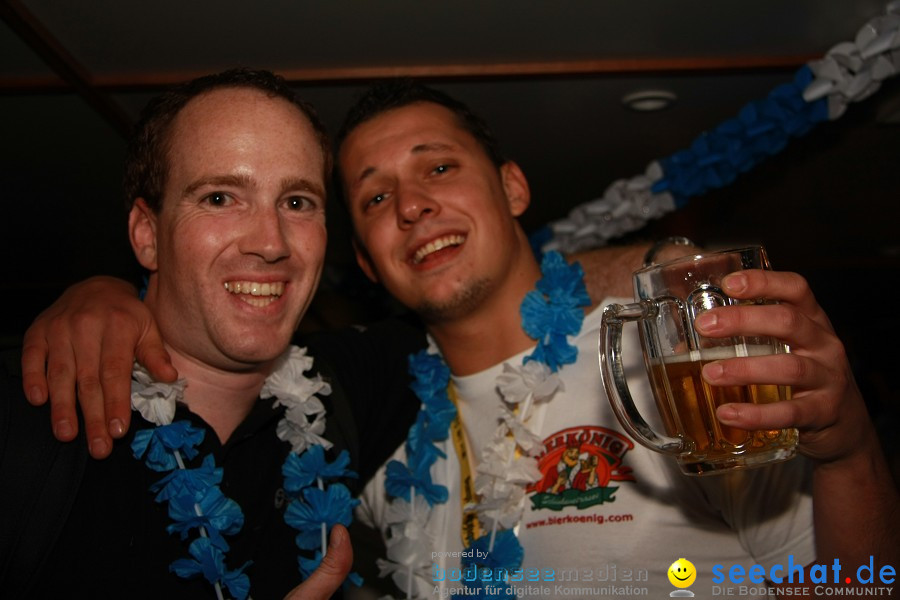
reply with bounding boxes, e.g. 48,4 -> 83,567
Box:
447,383 -> 483,546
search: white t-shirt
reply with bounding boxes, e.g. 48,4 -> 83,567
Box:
356,300 -> 815,599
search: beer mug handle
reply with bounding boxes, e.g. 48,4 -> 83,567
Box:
600,302 -> 684,454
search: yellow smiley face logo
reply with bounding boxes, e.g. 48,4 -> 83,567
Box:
668,558 -> 697,588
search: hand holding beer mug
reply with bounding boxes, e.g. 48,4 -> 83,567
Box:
599,246 -> 798,475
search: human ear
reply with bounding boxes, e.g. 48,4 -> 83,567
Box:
499,161 -> 531,217
128,198 -> 158,270
351,237 -> 380,284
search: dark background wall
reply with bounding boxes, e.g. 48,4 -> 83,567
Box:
2,1 -> 898,478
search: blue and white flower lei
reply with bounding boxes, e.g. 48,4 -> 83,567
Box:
378,251 -> 589,599
130,345 -> 362,600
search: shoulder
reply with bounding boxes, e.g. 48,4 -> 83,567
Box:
0,347 -> 89,594
0,347 -> 69,453
300,313 -> 427,366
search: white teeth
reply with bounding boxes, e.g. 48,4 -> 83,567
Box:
224,280 -> 285,304
242,296 -> 275,308
413,235 -> 466,264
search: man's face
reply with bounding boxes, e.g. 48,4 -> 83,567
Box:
339,102 -> 531,323
132,87 -> 327,371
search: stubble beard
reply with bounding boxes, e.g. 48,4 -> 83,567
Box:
414,277 -> 493,324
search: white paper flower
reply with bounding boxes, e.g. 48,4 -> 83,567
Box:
277,405 -> 331,453
477,437 -> 541,484
496,361 -> 563,410
470,492 -> 525,530
130,363 -> 185,426
376,558 -> 431,600
275,390 -> 326,417
385,497 -> 431,530
499,409 -> 544,455
385,529 -> 431,567
262,345 -> 333,453
263,346 -> 331,411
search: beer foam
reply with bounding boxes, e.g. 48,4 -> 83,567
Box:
661,344 -> 780,364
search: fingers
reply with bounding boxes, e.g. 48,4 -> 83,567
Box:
45,337 -> 81,442
695,301 -> 818,350
99,355 -> 133,441
98,318 -> 174,441
702,352 -> 872,463
703,354 -> 840,428
21,326 -> 50,406
720,269 -> 832,331
283,525 -> 353,600
693,294 -> 846,369
19,277 -> 167,456
702,352 -> 816,387
686,268 -> 879,465
134,321 -> 177,383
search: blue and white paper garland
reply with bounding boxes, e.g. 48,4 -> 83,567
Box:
539,2 -> 900,255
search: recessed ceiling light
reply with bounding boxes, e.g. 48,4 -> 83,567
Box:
622,89 -> 677,112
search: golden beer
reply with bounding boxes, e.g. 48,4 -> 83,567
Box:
648,346 -> 798,474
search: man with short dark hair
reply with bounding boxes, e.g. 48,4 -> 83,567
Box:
335,81 -> 898,598
1,68 -> 355,599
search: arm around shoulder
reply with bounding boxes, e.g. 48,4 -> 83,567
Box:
20,275 -> 175,458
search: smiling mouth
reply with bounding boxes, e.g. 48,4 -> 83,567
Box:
412,234 -> 466,265
672,574 -> 691,581
224,280 -> 285,307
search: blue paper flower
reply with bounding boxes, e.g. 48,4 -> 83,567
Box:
384,457 -> 448,506
534,251 -> 590,308
284,484 -> 359,550
282,446 -> 357,494
408,350 -> 452,404
519,251 -> 588,372
167,486 -> 244,548
405,349 -> 456,462
466,529 -> 524,571
132,420 -> 205,472
150,454 -> 222,502
525,331 -> 579,373
420,391 -> 457,430
520,291 -> 585,338
407,406 -> 455,450
170,537 -> 251,600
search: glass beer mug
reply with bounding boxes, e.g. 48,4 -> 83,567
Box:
599,245 -> 798,475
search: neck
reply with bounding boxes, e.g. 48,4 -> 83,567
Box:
166,348 -> 271,443
427,251 -> 542,377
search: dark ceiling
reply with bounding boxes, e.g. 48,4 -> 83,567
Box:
1,0 -> 898,376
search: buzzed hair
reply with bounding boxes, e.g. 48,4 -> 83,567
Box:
337,79 -> 506,168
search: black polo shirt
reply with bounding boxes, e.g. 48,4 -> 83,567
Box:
1,316 -> 426,599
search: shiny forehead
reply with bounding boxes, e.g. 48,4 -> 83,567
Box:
339,102 -> 490,185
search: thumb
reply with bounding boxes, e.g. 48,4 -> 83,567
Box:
135,320 -> 177,382
283,525 -> 353,600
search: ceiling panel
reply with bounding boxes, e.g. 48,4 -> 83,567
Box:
8,0 -> 890,77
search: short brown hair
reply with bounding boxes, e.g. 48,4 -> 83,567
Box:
123,68 -> 331,212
